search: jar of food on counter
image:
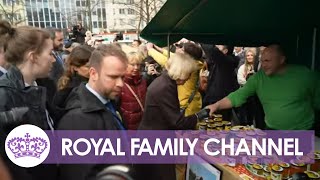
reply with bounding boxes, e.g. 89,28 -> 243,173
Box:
279,163 -> 290,179
290,159 -> 307,175
198,122 -> 207,131
304,171 -> 320,179
271,165 -> 283,180
252,164 -> 264,176
263,166 -> 271,178
207,124 -> 216,131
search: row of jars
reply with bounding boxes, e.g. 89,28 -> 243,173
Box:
248,155 -> 320,180
198,114 -> 232,131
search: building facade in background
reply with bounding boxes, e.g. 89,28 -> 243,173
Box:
22,0 -> 165,34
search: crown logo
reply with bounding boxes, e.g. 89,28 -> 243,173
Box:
7,133 -> 48,159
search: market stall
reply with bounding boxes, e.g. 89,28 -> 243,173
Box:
189,118 -> 320,180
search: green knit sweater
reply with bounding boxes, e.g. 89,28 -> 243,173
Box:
228,65 -> 320,130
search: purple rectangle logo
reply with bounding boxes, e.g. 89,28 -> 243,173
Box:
44,130 -> 315,164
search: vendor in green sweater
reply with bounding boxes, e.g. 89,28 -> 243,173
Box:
206,44 -> 320,130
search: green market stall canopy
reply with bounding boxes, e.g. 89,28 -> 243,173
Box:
140,0 -> 320,69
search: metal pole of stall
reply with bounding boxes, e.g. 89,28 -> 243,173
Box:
311,28 -> 317,70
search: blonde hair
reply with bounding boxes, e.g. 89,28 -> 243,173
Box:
165,53 -> 198,80
244,48 -> 257,76
127,51 -> 144,64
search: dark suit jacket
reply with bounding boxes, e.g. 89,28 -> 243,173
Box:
57,83 -> 122,180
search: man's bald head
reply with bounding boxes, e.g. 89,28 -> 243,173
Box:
260,44 -> 286,76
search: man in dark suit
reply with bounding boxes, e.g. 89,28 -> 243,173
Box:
57,44 -> 128,180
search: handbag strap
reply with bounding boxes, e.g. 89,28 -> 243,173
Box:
180,70 -> 200,113
125,83 -> 144,112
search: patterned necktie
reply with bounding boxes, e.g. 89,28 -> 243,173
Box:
52,51 -> 63,65
105,101 -> 125,130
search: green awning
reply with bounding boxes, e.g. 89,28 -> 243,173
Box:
141,0 -> 319,46
141,0 -> 320,69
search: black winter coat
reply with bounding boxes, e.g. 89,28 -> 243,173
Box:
0,66 -> 57,180
0,66 -> 51,131
53,74 -> 88,121
57,83 -> 124,180
201,44 -> 239,106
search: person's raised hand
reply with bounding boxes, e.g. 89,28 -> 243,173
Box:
146,43 -> 154,50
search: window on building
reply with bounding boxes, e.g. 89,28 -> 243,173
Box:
39,13 -> 44,21
57,22 -> 62,28
33,12 -> 38,21
103,21 -> 107,28
98,21 -> 102,28
26,10 -> 32,20
76,1 -> 80,6
93,21 -> 98,28
55,0 -> 59,7
102,8 -> 106,19
40,22 -> 45,28
93,11 -> 97,15
81,0 -> 86,6
119,9 -> 125,14
34,22 -> 39,27
51,13 -> 56,21
56,13 -> 61,20
128,8 -> 134,15
127,0 -> 134,4
97,9 -> 102,18
44,8 -> 50,21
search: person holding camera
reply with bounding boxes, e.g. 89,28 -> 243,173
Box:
237,48 -> 256,86
73,23 -> 86,44
141,56 -> 161,86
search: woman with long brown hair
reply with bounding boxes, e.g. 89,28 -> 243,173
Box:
237,48 -> 256,86
53,45 -> 93,119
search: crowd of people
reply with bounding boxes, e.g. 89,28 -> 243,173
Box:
0,20 -> 319,180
